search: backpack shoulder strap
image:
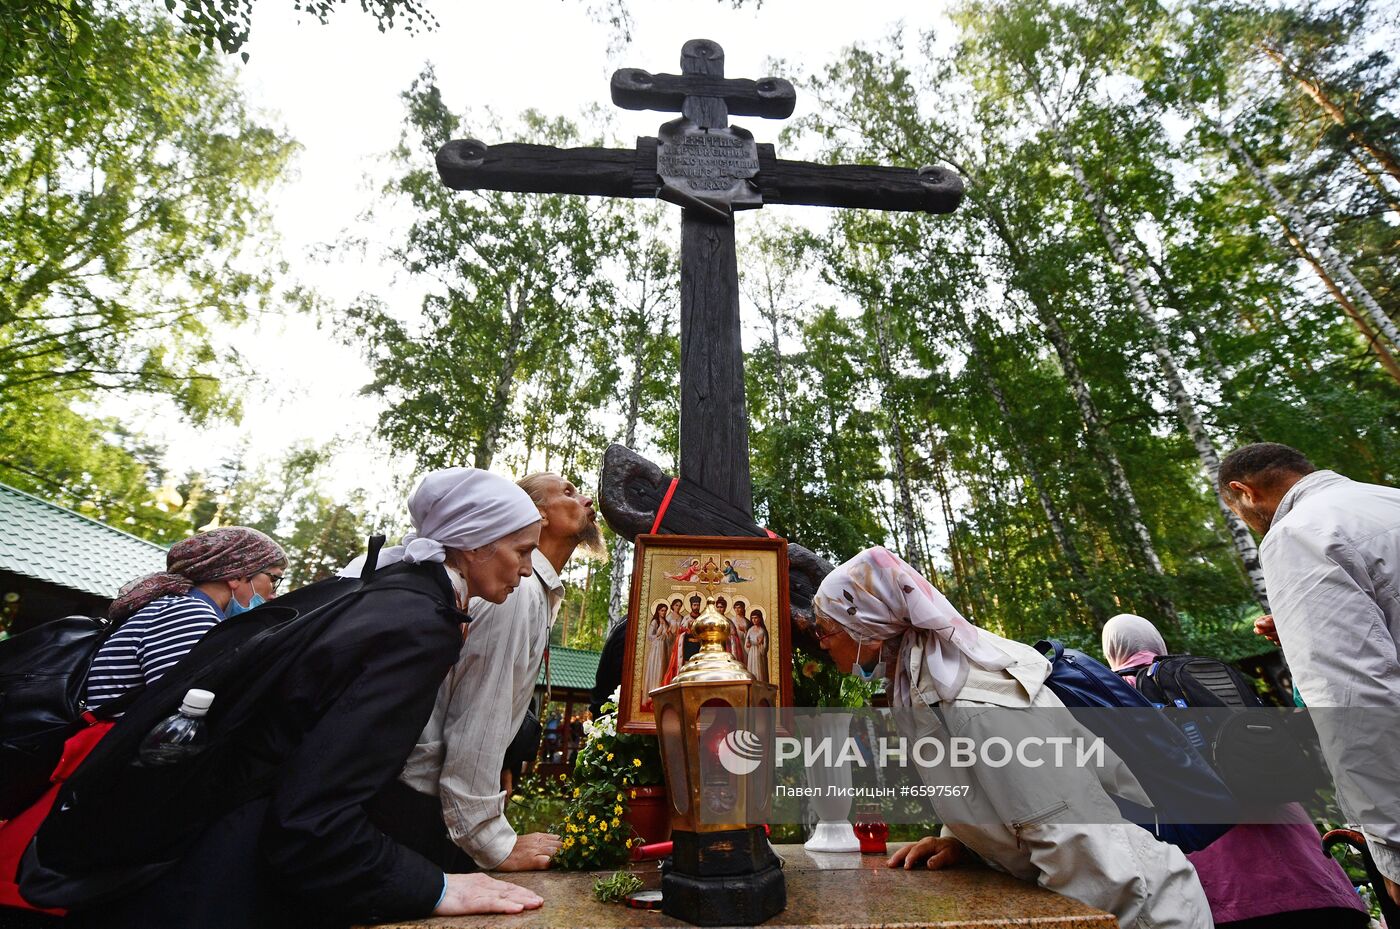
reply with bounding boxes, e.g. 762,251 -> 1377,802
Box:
1032,639 -> 1064,664
359,534 -> 386,584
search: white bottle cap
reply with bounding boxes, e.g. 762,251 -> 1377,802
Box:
180,688 -> 215,717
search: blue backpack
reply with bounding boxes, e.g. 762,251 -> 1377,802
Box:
1033,640 -> 1238,852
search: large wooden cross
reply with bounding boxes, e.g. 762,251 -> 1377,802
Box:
437,38 -> 962,523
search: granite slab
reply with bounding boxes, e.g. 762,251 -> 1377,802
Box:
361,844 -> 1117,928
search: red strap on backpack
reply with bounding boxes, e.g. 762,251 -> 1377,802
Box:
0,717 -> 115,915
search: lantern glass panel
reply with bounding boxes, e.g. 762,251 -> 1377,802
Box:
698,698 -> 741,820
659,703 -> 690,814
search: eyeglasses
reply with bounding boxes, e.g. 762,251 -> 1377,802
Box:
802,612 -> 846,645
260,571 -> 286,592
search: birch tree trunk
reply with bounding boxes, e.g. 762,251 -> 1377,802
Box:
956,310 -> 1111,627
870,302 -> 927,571
963,183 -> 1179,622
1259,43 -> 1400,188
605,285 -> 651,635
1275,220 -> 1400,385
1215,121 -> 1400,352
475,283 -> 526,470
1042,109 -> 1270,610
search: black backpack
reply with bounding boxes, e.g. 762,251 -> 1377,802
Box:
18,546 -> 443,911
0,568 -> 368,823
1127,655 -> 1329,806
0,615 -> 136,820
1034,640 -> 1238,852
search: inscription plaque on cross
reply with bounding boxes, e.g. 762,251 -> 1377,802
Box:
437,38 -> 963,523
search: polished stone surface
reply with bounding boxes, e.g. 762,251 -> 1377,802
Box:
363,844 -> 1117,928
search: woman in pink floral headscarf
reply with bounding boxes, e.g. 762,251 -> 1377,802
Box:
811,547 -> 1212,929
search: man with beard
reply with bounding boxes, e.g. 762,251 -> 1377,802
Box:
373,473 -> 605,873
1220,442 -> 1400,907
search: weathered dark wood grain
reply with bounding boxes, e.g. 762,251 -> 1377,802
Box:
610,69 -> 796,119
757,145 -> 965,213
437,139 -> 963,214
436,141 -> 646,196
680,212 -> 752,513
597,444 -> 832,625
436,39 -> 964,573
678,38 -> 729,130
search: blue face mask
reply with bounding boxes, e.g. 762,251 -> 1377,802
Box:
225,589 -> 265,618
850,637 -> 887,684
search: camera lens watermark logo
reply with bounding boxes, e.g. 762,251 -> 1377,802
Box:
717,729 -> 764,775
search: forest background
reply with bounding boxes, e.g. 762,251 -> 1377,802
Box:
3,0 -> 1398,664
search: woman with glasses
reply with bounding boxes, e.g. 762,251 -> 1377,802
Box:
85,527 -> 288,709
809,546 -> 1211,929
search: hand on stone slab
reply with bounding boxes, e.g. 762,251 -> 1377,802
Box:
887,836 -> 966,871
434,872 -> 544,915
494,832 -> 563,871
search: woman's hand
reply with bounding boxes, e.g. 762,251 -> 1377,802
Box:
434,872 -> 544,915
887,835 -> 967,871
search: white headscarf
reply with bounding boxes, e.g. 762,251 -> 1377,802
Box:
1101,613 -> 1168,672
813,546 -> 1012,707
339,468 -> 540,577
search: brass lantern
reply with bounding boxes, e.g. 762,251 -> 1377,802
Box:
649,597 -> 785,926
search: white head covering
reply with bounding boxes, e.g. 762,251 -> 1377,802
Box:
1101,613 -> 1168,671
813,546 -> 1012,707
338,468 -> 540,577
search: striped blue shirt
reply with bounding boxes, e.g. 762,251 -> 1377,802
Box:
85,593 -> 223,708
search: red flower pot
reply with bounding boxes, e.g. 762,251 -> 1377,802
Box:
623,785 -> 671,845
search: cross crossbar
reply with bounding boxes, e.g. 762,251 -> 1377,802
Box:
610,69 -> 796,120
436,140 -> 964,213
435,38 -> 964,519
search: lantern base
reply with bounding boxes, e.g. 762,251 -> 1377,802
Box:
661,827 -> 786,926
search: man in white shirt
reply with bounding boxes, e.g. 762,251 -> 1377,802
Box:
379,473 -> 604,872
1220,442 -> 1400,906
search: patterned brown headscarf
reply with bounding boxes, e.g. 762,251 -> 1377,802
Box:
109,527 -> 287,622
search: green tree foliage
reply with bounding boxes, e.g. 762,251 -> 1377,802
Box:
349,73 -> 623,473
778,0 -> 1397,653
0,2 -> 296,422
0,392 -> 192,543
0,0 -> 434,67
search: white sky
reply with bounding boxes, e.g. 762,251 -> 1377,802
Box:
124,0 -> 953,517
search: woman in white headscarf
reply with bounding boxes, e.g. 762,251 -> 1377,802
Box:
71,468 -> 548,929
810,547 -> 1210,929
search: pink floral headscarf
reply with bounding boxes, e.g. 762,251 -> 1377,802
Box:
813,546 -> 1011,707
110,527 -> 286,622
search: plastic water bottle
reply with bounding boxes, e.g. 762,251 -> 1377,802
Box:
138,689 -> 214,765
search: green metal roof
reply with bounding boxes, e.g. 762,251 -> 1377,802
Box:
540,645 -> 601,692
0,482 -> 168,600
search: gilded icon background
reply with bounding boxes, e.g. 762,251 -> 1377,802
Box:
620,535 -> 792,733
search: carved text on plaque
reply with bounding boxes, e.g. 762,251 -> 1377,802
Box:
656,119 -> 762,213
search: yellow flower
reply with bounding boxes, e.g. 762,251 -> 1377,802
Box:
632,758 -> 642,767
606,753 -> 614,761
567,823 -> 578,833
611,817 -> 621,828
613,804 -> 624,816
600,820 -> 610,831
616,792 -> 624,801
562,838 -> 574,849
572,787 -> 580,798
588,814 -> 597,823
580,835 -> 588,845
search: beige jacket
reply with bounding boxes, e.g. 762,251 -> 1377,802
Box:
911,638 -> 1211,929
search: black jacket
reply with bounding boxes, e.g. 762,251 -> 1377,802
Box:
66,562 -> 466,929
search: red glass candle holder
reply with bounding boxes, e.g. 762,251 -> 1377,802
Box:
853,806 -> 889,855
